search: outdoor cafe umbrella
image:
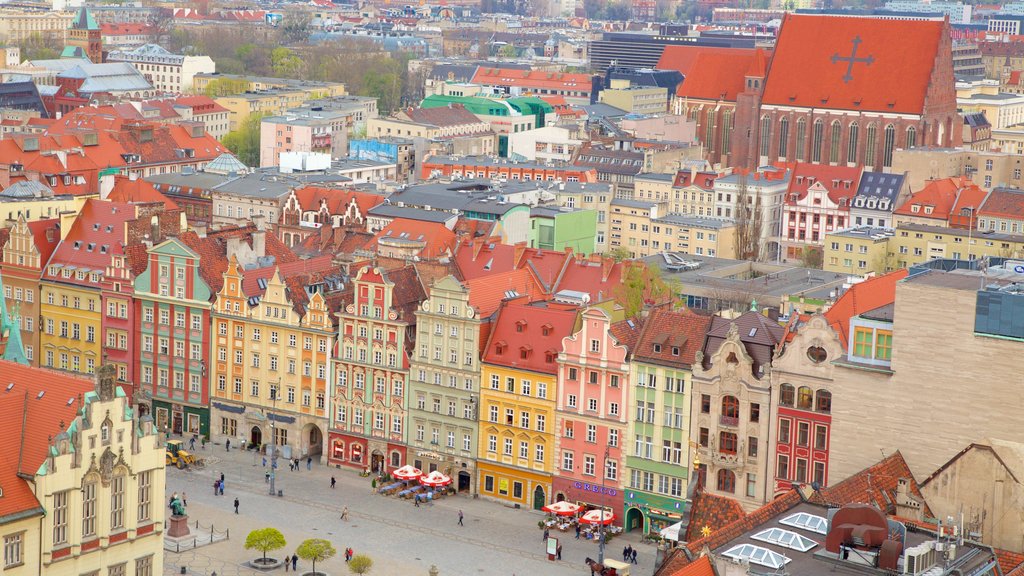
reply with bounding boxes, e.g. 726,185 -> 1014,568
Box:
419,470 -> 453,487
542,501 -> 582,516
392,464 -> 423,481
578,508 -> 616,526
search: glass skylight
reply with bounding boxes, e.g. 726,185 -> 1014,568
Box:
751,527 -> 818,552
721,544 -> 792,569
779,512 -> 829,535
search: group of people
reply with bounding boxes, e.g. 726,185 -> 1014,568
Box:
213,472 -> 226,495
622,545 -> 638,564
281,554 -> 299,572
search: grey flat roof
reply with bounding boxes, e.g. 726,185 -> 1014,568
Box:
213,173 -> 294,199
653,213 -> 734,229
391,180 -> 525,216
146,171 -> 235,191
828,226 -> 895,239
367,204 -> 456,223
635,172 -> 675,182
611,198 -> 659,209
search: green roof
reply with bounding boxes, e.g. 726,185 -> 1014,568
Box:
507,96 -> 555,114
72,6 -> 99,30
421,94 -> 517,117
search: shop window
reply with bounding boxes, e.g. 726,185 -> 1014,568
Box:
484,476 -> 494,493
513,482 -> 523,499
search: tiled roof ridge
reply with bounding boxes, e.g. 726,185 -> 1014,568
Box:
685,489 -> 805,555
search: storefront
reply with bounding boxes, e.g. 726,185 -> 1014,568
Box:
328,432 -> 406,473
551,476 -> 625,527
152,399 -> 208,440
623,490 -> 689,535
410,450 -> 476,494
477,461 -> 550,510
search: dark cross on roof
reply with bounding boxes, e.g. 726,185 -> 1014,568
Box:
831,36 -> 875,84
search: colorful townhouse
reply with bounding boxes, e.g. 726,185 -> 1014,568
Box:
781,164 -> 863,263
134,238 -> 213,437
407,275 -> 484,493
477,298 -> 577,509
623,308 -> 711,535
0,216 -> 60,366
39,200 -> 138,377
553,306 -> 636,525
211,259 -> 335,457
328,265 -> 424,472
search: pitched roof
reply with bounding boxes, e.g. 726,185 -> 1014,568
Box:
682,490 -> 804,556
823,269 -> 908,348
0,361 -> 95,521
608,316 -> 644,353
106,175 -> 179,211
979,187 -> 1024,220
701,311 -> 784,373
482,299 -> 578,374
471,67 -> 592,93
556,255 -> 623,302
762,14 -> 945,114
404,105 -> 483,128
893,176 -> 977,220
657,46 -> 765,100
176,225 -> 297,295
465,268 -> 544,317
25,219 -> 61,265
656,554 -> 716,576
786,163 -> 863,205
808,450 -> 933,517
996,549 -> 1024,575
292,185 -> 383,216
633,307 -> 712,367
368,219 -> 457,259
44,199 -> 138,282
683,489 -> 748,543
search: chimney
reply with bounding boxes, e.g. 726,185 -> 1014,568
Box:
226,236 -> 245,261
251,216 -> 266,258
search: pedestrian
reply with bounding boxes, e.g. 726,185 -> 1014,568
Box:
201,436 -> 206,450
575,525 -> 581,539
341,506 -> 349,521
189,436 -> 196,451
291,554 -> 297,571
331,476 -> 336,489
220,472 -> 225,483
225,438 -> 230,452
306,456 -> 312,470
623,546 -> 629,561
213,480 -> 219,495
458,509 -> 464,526
182,492 -> 187,506
262,456 -> 267,467
234,497 -> 239,514
219,481 -> 225,496
631,549 -> 638,564
345,548 -> 352,562
265,470 -> 270,483
285,557 -> 289,572
414,494 -> 420,507
556,543 -> 562,560
543,528 -> 549,542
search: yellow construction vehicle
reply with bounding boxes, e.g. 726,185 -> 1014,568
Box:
165,440 -> 196,469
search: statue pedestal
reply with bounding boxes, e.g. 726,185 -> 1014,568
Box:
168,515 -> 191,538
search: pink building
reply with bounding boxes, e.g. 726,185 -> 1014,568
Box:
553,307 -> 636,525
782,163 -> 863,262
260,113 -> 347,167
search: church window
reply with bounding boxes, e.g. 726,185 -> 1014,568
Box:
778,117 -> 790,158
829,120 -> 842,164
883,124 -> 896,167
759,115 -> 771,158
811,119 -> 824,163
722,109 -> 733,154
906,126 -> 917,149
796,118 -> 807,161
704,110 -> 715,150
865,124 -> 877,168
847,122 -> 859,164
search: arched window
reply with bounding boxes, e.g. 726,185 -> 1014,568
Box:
722,109 -> 734,154
720,431 -> 738,454
906,126 -> 917,149
721,395 -> 740,418
779,116 -> 790,158
390,451 -> 401,467
795,118 -> 807,161
883,124 -> 896,167
847,122 -> 859,164
811,119 -> 824,163
797,386 -> 814,410
779,384 -> 795,406
865,123 -> 877,168
717,469 -> 736,493
760,115 -> 772,158
688,106 -> 699,121
829,120 -> 842,164
816,390 -> 832,413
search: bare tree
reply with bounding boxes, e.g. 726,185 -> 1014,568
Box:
733,173 -> 765,262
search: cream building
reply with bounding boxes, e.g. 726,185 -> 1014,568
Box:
107,44 -> 216,93
891,147 -> 1024,191
598,82 -> 668,115
0,9 -> 74,44
0,362 -> 165,576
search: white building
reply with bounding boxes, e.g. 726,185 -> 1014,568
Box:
107,44 -> 215,93
507,125 -> 581,163
883,0 -> 972,23
713,166 -> 791,261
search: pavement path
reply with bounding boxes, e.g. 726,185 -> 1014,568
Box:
164,442 -> 659,576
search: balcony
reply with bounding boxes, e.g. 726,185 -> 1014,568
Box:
719,414 -> 739,427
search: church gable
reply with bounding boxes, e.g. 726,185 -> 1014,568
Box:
761,15 -> 946,115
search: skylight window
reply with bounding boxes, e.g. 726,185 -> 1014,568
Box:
751,528 -> 818,552
721,544 -> 791,570
779,512 -> 828,535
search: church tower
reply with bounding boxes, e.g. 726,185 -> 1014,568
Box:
67,6 -> 102,63
732,48 -> 768,170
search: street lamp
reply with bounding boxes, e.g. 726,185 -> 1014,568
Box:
598,445 -> 610,565
269,386 -> 279,496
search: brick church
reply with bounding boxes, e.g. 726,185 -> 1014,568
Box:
658,15 -> 960,171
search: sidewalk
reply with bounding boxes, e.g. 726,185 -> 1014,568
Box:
164,442 -> 658,575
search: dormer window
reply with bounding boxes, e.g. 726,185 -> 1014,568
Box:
541,323 -> 552,336
544,351 -> 555,363
495,342 -> 506,355
924,206 -> 933,215
653,344 -> 662,353
911,205 -> 920,213
671,347 -> 680,356
515,320 -> 527,333
519,346 -> 531,359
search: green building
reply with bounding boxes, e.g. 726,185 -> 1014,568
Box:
623,308 -> 713,535
529,206 -> 597,254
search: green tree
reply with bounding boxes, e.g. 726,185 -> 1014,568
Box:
800,247 -> 823,270
244,528 -> 286,562
203,77 -> 248,97
613,262 -> 674,318
348,554 -> 373,574
363,69 -> 402,115
18,33 -> 59,61
498,44 -> 517,58
296,538 -> 336,576
221,113 -> 265,167
607,247 -> 632,262
271,47 -> 304,78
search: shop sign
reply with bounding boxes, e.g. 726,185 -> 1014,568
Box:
573,481 -> 617,496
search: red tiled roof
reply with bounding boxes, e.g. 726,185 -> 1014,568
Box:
996,549 -> 1024,575
683,488 -> 747,542
454,238 -> 519,280
100,23 -> 155,35
482,299 -> 578,374
608,316 -> 643,352
292,185 -> 383,216
107,175 -> 179,210
0,361 -> 94,520
762,14 -> 945,114
25,218 -> 61,265
173,95 -> 230,115
656,554 -> 716,576
674,170 -> 721,190
979,187 -> 1024,220
633,307 -> 712,366
808,450 -> 933,517
471,68 -> 592,93
684,490 -> 804,555
893,176 -> 976,220
465,268 -> 544,317
557,255 -> 623,302
44,199 -> 138,283
786,162 -> 863,205
176,225 -> 296,296
823,269 -> 907,348
368,219 -> 456,259
658,46 -> 766,100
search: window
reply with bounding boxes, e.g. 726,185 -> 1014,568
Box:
584,455 -> 596,476
110,473 -> 125,529
700,394 -> 711,413
883,124 -> 896,167
519,441 -> 529,459
779,419 -> 791,443
777,454 -> 790,479
698,427 -> 709,447
137,470 -> 151,521
719,431 -> 737,454
562,451 -> 574,471
82,481 -> 97,537
814,462 -> 826,485
567,394 -> 576,408
811,119 -> 824,163
853,328 -> 873,357
814,425 -> 828,450
779,384 -> 794,407
797,422 -> 810,447
797,386 -> 813,410
829,120 -> 841,164
865,123 -> 877,167
778,116 -> 790,158
3,533 -> 22,568
750,403 -> 760,422
586,424 -> 597,443
52,490 -> 68,545
721,395 -> 739,418
135,556 -> 154,576
759,115 -> 771,158
875,330 -> 892,360
747,473 -> 758,498
717,469 -> 735,493
847,121 -> 859,164
504,438 -> 513,456
815,390 -> 832,413
795,458 -> 808,482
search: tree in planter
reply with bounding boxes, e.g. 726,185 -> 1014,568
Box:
244,527 -> 287,564
348,554 -> 373,574
296,538 -> 336,576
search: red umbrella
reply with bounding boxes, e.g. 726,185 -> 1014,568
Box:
393,465 -> 423,481
542,501 -> 582,516
419,470 -> 452,487
579,509 -> 615,526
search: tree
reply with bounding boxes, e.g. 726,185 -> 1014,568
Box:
498,44 -> 517,58
800,247 -> 823,269
607,247 -> 632,262
733,174 -> 765,261
244,528 -> 286,563
279,11 -> 312,45
296,538 -> 336,576
221,113 -> 264,167
347,554 -> 373,574
203,77 -> 249,97
613,261 -> 673,318
17,33 -> 59,61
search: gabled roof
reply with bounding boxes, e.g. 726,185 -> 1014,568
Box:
656,554 -> 716,576
0,361 -> 94,521
465,268 -> 544,317
979,187 -> 1024,220
701,311 -> 784,373
683,488 -> 748,543
482,299 -> 578,374
71,5 -> 99,30
762,14 -> 945,114
556,255 -> 623,302
608,316 -> 644,353
26,219 -> 61,265
786,163 -> 863,205
824,269 -> 907,349
657,46 -> 765,101
633,307 -> 712,367
44,199 -> 138,281
893,176 -> 978,220
106,175 -> 179,211
808,450 -> 933,518
292,185 -> 383,216
368,219 -> 457,259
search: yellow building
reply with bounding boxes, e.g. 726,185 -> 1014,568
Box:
0,362 -> 165,576
0,182 -> 85,223
824,227 -> 896,275
597,80 -> 668,115
210,259 -> 335,458
609,198 -> 737,258
194,74 -> 346,132
477,299 -> 577,509
0,9 -> 73,44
